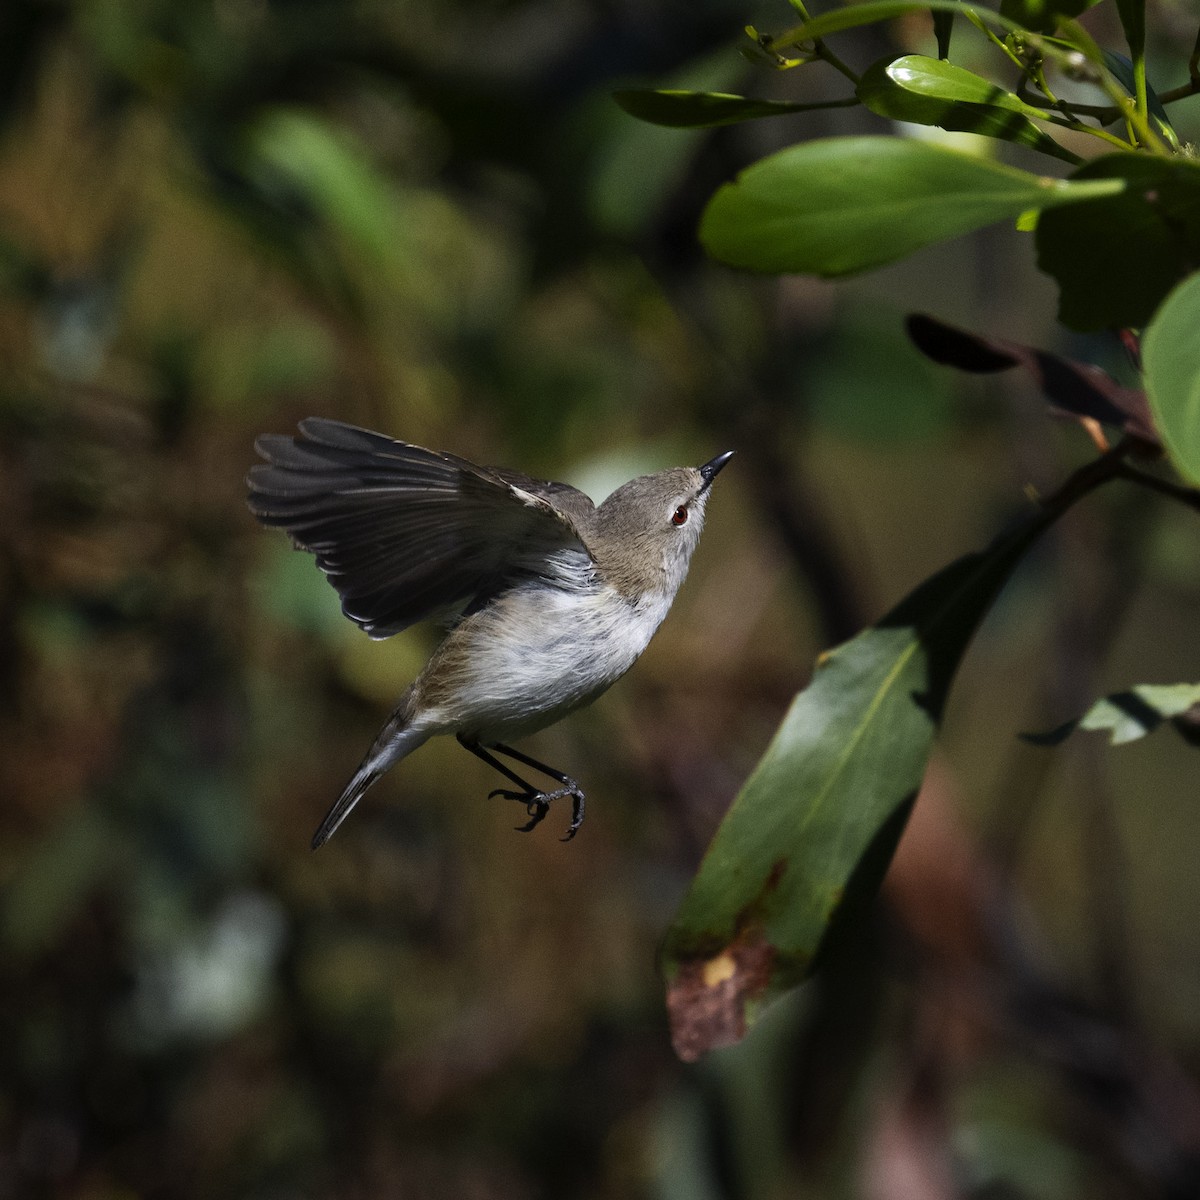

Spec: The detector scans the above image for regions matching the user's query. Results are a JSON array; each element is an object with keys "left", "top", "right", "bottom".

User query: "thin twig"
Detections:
[{"left": 1115, "top": 464, "right": 1200, "bottom": 513}]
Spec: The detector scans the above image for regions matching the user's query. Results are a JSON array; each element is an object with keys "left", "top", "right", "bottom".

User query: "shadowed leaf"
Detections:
[
  {"left": 907, "top": 313, "right": 1158, "bottom": 444},
  {"left": 613, "top": 89, "right": 846, "bottom": 129},
  {"left": 1103, "top": 51, "right": 1177, "bottom": 149},
  {"left": 999, "top": 0, "right": 1102, "bottom": 33},
  {"left": 1036, "top": 154, "right": 1200, "bottom": 332}
]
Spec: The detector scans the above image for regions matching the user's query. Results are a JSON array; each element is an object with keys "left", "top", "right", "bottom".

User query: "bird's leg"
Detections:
[
  {"left": 457, "top": 738, "right": 549, "bottom": 829},
  {"left": 491, "top": 743, "right": 586, "bottom": 841},
  {"left": 457, "top": 737, "right": 586, "bottom": 841}
]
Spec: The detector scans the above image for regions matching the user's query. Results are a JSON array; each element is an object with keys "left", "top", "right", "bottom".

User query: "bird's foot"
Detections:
[{"left": 488, "top": 783, "right": 586, "bottom": 840}]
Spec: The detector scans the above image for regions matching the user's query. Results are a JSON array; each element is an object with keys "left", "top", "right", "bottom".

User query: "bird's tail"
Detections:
[{"left": 311, "top": 707, "right": 431, "bottom": 849}]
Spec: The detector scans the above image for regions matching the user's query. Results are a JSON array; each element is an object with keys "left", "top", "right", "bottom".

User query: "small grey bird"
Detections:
[{"left": 247, "top": 419, "right": 732, "bottom": 846}]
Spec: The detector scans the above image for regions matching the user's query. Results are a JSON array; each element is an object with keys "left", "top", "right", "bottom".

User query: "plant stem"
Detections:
[
  {"left": 811, "top": 41, "right": 861, "bottom": 84},
  {"left": 1036, "top": 441, "right": 1138, "bottom": 520},
  {"left": 1115, "top": 464, "right": 1200, "bottom": 514}
]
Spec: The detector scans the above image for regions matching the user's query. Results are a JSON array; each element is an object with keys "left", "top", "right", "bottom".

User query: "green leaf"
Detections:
[
  {"left": 769, "top": 0, "right": 1027, "bottom": 44},
  {"left": 613, "top": 89, "right": 847, "bottom": 129},
  {"left": 1103, "top": 50, "right": 1177, "bottom": 149},
  {"left": 664, "top": 513, "right": 1055, "bottom": 1060},
  {"left": 1026, "top": 683, "right": 1200, "bottom": 746},
  {"left": 1143, "top": 271, "right": 1200, "bottom": 487},
  {"left": 857, "top": 55, "right": 1079, "bottom": 164},
  {"left": 699, "top": 137, "right": 1123, "bottom": 277},
  {"left": 1035, "top": 154, "right": 1200, "bottom": 332},
  {"left": 998, "top": 0, "right": 1101, "bottom": 34}
]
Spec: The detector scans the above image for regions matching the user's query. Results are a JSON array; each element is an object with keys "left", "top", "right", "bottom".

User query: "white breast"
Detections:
[{"left": 424, "top": 579, "right": 674, "bottom": 745}]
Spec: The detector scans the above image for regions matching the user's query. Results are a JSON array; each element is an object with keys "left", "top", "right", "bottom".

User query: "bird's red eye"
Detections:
[{"left": 671, "top": 505, "right": 689, "bottom": 526}]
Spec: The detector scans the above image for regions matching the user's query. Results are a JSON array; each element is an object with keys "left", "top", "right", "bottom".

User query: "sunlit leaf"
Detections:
[
  {"left": 858, "top": 55, "right": 1079, "bottom": 163},
  {"left": 1036, "top": 154, "right": 1200, "bottom": 332},
  {"left": 664, "top": 511, "right": 1056, "bottom": 1060},
  {"left": 613, "top": 89, "right": 846, "bottom": 129},
  {"left": 700, "top": 137, "right": 1123, "bottom": 277},
  {"left": 1143, "top": 271, "right": 1200, "bottom": 487},
  {"left": 1025, "top": 683, "right": 1200, "bottom": 746}
]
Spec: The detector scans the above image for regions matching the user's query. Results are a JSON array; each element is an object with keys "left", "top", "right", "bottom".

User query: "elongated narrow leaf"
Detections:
[
  {"left": 1143, "top": 271, "right": 1200, "bottom": 486},
  {"left": 664, "top": 512, "right": 1055, "bottom": 1061},
  {"left": 1036, "top": 154, "right": 1200, "bottom": 331},
  {"left": 1104, "top": 51, "right": 1177, "bottom": 148},
  {"left": 857, "top": 56, "right": 1079, "bottom": 164},
  {"left": 613, "top": 89, "right": 847, "bottom": 129},
  {"left": 1026, "top": 683, "right": 1200, "bottom": 746},
  {"left": 700, "top": 137, "right": 1123, "bottom": 277}
]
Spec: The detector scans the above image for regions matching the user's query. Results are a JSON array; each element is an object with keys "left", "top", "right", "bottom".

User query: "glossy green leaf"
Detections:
[
  {"left": 699, "top": 137, "right": 1123, "bottom": 277},
  {"left": 664, "top": 513, "right": 1055, "bottom": 1060},
  {"left": 858, "top": 55, "right": 1079, "bottom": 164},
  {"left": 1026, "top": 683, "right": 1200, "bottom": 745},
  {"left": 1035, "top": 154, "right": 1200, "bottom": 331},
  {"left": 613, "top": 89, "right": 847, "bottom": 129},
  {"left": 1143, "top": 271, "right": 1200, "bottom": 487}
]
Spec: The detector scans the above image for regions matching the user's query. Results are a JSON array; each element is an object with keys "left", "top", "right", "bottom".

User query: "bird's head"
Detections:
[{"left": 593, "top": 451, "right": 734, "bottom": 598}]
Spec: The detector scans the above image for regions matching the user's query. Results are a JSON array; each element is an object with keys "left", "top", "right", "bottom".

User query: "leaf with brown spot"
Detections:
[{"left": 663, "top": 509, "right": 1060, "bottom": 1058}]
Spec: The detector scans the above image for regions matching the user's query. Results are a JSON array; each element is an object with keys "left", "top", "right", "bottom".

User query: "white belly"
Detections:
[{"left": 417, "top": 581, "right": 672, "bottom": 744}]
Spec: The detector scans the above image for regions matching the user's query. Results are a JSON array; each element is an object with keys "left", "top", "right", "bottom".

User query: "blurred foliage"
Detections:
[{"left": 2, "top": 1, "right": 1200, "bottom": 1198}]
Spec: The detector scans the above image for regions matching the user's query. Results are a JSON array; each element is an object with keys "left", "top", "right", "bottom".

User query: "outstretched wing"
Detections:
[{"left": 247, "top": 418, "right": 595, "bottom": 638}]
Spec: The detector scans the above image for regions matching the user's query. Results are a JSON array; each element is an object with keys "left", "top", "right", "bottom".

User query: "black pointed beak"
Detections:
[{"left": 698, "top": 450, "right": 734, "bottom": 493}]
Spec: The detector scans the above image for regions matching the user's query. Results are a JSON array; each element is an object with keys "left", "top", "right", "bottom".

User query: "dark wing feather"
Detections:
[{"left": 247, "top": 418, "right": 595, "bottom": 638}]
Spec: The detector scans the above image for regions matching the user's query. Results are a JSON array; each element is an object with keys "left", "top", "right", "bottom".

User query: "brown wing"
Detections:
[{"left": 246, "top": 418, "right": 594, "bottom": 638}]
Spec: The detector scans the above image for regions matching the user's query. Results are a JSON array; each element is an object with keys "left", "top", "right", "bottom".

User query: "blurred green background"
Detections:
[{"left": 3, "top": 1, "right": 1200, "bottom": 1196}]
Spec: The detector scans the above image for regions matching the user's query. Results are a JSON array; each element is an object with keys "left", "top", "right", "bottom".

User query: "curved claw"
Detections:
[
  {"left": 485, "top": 781, "right": 585, "bottom": 840},
  {"left": 515, "top": 799, "right": 550, "bottom": 833},
  {"left": 559, "top": 791, "right": 586, "bottom": 842}
]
